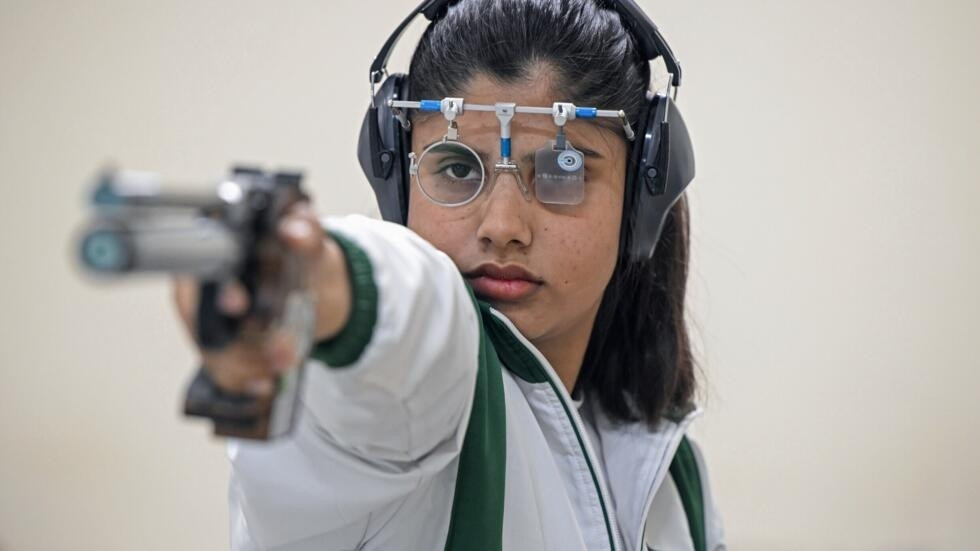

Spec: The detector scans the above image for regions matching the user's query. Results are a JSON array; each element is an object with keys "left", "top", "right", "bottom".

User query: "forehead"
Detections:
[
  {"left": 410, "top": 72, "right": 623, "bottom": 154},
  {"left": 459, "top": 71, "right": 562, "bottom": 112}
]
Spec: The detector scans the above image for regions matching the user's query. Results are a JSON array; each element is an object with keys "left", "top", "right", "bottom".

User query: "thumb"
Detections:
[{"left": 277, "top": 204, "right": 324, "bottom": 257}]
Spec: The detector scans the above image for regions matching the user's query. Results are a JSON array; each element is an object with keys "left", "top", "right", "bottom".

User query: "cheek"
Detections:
[
  {"left": 406, "top": 183, "right": 475, "bottom": 262},
  {"left": 543, "top": 194, "right": 622, "bottom": 294},
  {"left": 550, "top": 222, "right": 619, "bottom": 291}
]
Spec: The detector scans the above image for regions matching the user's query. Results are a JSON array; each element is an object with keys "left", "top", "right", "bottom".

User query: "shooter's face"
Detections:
[{"left": 406, "top": 70, "right": 628, "bottom": 352}]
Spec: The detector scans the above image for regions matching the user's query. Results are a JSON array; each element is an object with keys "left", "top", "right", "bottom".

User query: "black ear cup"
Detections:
[
  {"left": 627, "top": 92, "right": 695, "bottom": 260},
  {"left": 357, "top": 73, "right": 411, "bottom": 224}
]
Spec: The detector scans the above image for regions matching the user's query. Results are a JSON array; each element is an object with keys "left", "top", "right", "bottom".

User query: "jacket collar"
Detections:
[
  {"left": 590, "top": 401, "right": 702, "bottom": 551},
  {"left": 484, "top": 304, "right": 701, "bottom": 551}
]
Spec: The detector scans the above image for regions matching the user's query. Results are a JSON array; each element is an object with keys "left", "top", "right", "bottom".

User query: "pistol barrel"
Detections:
[{"left": 80, "top": 216, "right": 242, "bottom": 279}]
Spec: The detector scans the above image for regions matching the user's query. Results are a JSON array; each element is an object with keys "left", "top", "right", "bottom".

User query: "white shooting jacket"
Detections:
[{"left": 227, "top": 215, "right": 726, "bottom": 551}]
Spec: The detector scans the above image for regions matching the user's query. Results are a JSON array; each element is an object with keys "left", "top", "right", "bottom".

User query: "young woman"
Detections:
[{"left": 174, "top": 0, "right": 725, "bottom": 549}]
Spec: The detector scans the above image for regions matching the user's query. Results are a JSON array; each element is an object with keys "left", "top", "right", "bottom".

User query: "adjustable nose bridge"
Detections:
[
  {"left": 489, "top": 101, "right": 532, "bottom": 203},
  {"left": 477, "top": 164, "right": 533, "bottom": 249},
  {"left": 489, "top": 164, "right": 532, "bottom": 202}
]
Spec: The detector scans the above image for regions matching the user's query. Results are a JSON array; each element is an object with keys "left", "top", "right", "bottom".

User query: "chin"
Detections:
[{"left": 485, "top": 300, "right": 550, "bottom": 341}]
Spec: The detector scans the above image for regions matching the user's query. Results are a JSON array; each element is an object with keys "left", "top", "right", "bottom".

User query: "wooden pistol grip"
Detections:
[{"left": 183, "top": 367, "right": 273, "bottom": 440}]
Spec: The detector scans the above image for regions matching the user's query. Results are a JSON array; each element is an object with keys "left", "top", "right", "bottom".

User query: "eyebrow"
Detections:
[
  {"left": 520, "top": 145, "right": 602, "bottom": 164},
  {"left": 420, "top": 140, "right": 604, "bottom": 162}
]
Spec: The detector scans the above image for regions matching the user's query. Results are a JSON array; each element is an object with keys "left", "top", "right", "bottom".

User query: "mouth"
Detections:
[{"left": 463, "top": 263, "right": 544, "bottom": 303}]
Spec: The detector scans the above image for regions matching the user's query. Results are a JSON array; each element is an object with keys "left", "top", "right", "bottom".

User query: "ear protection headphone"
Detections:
[{"left": 356, "top": 0, "right": 695, "bottom": 260}]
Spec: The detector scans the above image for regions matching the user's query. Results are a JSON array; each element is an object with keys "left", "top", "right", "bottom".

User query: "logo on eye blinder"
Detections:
[{"left": 557, "top": 149, "right": 584, "bottom": 172}]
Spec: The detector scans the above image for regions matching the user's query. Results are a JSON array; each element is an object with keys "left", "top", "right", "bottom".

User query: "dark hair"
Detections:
[{"left": 407, "top": 0, "right": 697, "bottom": 427}]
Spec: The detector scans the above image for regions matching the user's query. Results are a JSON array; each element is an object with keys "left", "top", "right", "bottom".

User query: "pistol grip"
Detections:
[
  {"left": 183, "top": 362, "right": 305, "bottom": 440},
  {"left": 183, "top": 367, "right": 273, "bottom": 439},
  {"left": 196, "top": 281, "right": 242, "bottom": 349}
]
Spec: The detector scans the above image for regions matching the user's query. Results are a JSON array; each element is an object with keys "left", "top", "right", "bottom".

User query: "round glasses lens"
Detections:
[{"left": 415, "top": 141, "right": 485, "bottom": 206}]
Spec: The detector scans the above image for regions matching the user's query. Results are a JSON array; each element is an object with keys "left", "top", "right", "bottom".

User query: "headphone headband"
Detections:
[
  {"left": 368, "top": 0, "right": 449, "bottom": 88},
  {"left": 609, "top": 0, "right": 682, "bottom": 84},
  {"left": 368, "top": 0, "right": 682, "bottom": 94}
]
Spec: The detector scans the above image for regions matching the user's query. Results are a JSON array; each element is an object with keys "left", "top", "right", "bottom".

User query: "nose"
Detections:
[{"left": 475, "top": 169, "right": 533, "bottom": 251}]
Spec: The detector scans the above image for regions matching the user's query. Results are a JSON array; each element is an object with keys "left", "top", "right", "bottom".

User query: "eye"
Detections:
[{"left": 437, "top": 160, "right": 480, "bottom": 181}]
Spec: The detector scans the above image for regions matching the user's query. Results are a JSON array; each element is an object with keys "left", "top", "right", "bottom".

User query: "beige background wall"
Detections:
[{"left": 1, "top": 1, "right": 977, "bottom": 549}]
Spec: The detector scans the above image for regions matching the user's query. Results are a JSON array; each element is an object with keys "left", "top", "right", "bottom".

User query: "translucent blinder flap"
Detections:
[
  {"left": 534, "top": 140, "right": 585, "bottom": 205},
  {"left": 414, "top": 140, "right": 486, "bottom": 206}
]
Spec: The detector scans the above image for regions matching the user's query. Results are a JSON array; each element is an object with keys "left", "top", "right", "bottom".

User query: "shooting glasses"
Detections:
[{"left": 389, "top": 98, "right": 635, "bottom": 207}]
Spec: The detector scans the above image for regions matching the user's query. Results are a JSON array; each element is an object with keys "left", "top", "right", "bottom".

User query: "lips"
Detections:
[{"left": 464, "top": 263, "right": 543, "bottom": 302}]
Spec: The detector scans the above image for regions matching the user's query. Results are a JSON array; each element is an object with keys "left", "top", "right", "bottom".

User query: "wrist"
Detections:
[
  {"left": 313, "top": 234, "right": 352, "bottom": 341},
  {"left": 309, "top": 229, "right": 379, "bottom": 368}
]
